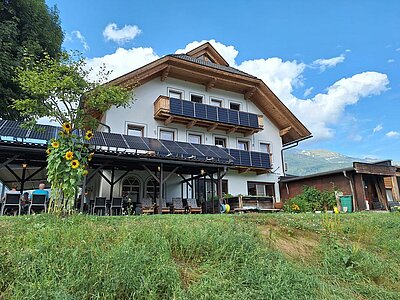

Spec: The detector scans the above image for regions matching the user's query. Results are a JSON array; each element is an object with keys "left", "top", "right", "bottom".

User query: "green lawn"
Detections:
[{"left": 0, "top": 213, "right": 399, "bottom": 299}]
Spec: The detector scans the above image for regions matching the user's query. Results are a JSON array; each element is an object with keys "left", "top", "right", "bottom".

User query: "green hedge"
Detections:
[{"left": 284, "top": 186, "right": 337, "bottom": 212}]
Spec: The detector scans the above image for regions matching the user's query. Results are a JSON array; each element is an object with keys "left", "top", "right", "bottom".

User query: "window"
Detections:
[
  {"left": 188, "top": 133, "right": 202, "bottom": 144},
  {"left": 145, "top": 178, "right": 159, "bottom": 201},
  {"left": 210, "top": 98, "right": 222, "bottom": 107},
  {"left": 127, "top": 124, "right": 144, "bottom": 137},
  {"left": 160, "top": 129, "right": 174, "bottom": 141},
  {"left": 237, "top": 140, "right": 249, "bottom": 151},
  {"left": 122, "top": 176, "right": 140, "bottom": 201},
  {"left": 260, "top": 142, "right": 272, "bottom": 162},
  {"left": 230, "top": 102, "right": 240, "bottom": 111},
  {"left": 215, "top": 137, "right": 226, "bottom": 148},
  {"left": 247, "top": 182, "right": 275, "bottom": 197},
  {"left": 169, "top": 90, "right": 182, "bottom": 99},
  {"left": 190, "top": 94, "right": 203, "bottom": 103}
]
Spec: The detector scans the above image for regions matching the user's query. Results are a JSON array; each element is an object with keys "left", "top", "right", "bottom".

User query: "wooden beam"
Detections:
[
  {"left": 162, "top": 167, "right": 180, "bottom": 184},
  {"left": 256, "top": 170, "right": 269, "bottom": 175},
  {"left": 142, "top": 164, "right": 160, "bottom": 183},
  {"left": 164, "top": 116, "right": 174, "bottom": 125},
  {"left": 244, "top": 87, "right": 257, "bottom": 100},
  {"left": 186, "top": 120, "right": 197, "bottom": 129},
  {"left": 207, "top": 123, "right": 218, "bottom": 131},
  {"left": 160, "top": 65, "right": 170, "bottom": 81},
  {"left": 279, "top": 126, "right": 292, "bottom": 137},
  {"left": 226, "top": 126, "right": 238, "bottom": 134},
  {"left": 238, "top": 168, "right": 251, "bottom": 174},
  {"left": 244, "top": 130, "right": 255, "bottom": 137},
  {"left": 205, "top": 78, "right": 216, "bottom": 91},
  {"left": 0, "top": 155, "right": 19, "bottom": 170}
]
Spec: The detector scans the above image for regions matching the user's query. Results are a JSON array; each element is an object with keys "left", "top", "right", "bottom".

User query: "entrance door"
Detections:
[{"left": 122, "top": 176, "right": 140, "bottom": 202}]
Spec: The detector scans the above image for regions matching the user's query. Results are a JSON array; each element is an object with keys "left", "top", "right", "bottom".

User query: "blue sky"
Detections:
[{"left": 47, "top": 0, "right": 400, "bottom": 160}]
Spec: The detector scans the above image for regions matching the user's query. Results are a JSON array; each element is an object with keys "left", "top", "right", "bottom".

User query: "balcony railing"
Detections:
[{"left": 154, "top": 96, "right": 264, "bottom": 135}]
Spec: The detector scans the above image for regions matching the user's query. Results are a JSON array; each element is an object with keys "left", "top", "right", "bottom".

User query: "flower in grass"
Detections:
[
  {"left": 65, "top": 151, "right": 74, "bottom": 160},
  {"left": 291, "top": 203, "right": 300, "bottom": 211},
  {"left": 51, "top": 141, "right": 59, "bottom": 148},
  {"left": 71, "top": 160, "right": 80, "bottom": 169},
  {"left": 85, "top": 130, "right": 93, "bottom": 140},
  {"left": 62, "top": 122, "right": 72, "bottom": 133}
]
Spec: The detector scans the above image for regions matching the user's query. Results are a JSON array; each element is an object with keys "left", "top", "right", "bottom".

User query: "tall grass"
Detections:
[{"left": 0, "top": 213, "right": 399, "bottom": 299}]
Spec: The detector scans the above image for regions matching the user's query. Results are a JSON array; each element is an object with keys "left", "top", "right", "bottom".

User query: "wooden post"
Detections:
[
  {"left": 109, "top": 167, "right": 115, "bottom": 203},
  {"left": 158, "top": 164, "right": 163, "bottom": 214},
  {"left": 391, "top": 176, "right": 400, "bottom": 201},
  {"left": 20, "top": 166, "right": 27, "bottom": 195},
  {"left": 210, "top": 173, "right": 215, "bottom": 214},
  {"left": 80, "top": 174, "right": 87, "bottom": 213}
]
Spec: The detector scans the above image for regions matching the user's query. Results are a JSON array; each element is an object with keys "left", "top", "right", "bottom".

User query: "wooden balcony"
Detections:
[{"left": 154, "top": 96, "right": 264, "bottom": 135}]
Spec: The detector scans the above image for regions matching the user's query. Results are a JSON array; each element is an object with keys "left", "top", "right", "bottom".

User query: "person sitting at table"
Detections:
[
  {"left": 21, "top": 192, "right": 30, "bottom": 214},
  {"left": 30, "top": 182, "right": 49, "bottom": 202}
]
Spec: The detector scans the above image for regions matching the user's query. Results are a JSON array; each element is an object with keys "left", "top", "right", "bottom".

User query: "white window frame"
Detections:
[
  {"left": 229, "top": 101, "right": 241, "bottom": 111},
  {"left": 167, "top": 87, "right": 185, "bottom": 99},
  {"left": 237, "top": 138, "right": 251, "bottom": 151},
  {"left": 214, "top": 136, "right": 227, "bottom": 148},
  {"left": 259, "top": 141, "right": 273, "bottom": 164},
  {"left": 189, "top": 92, "right": 204, "bottom": 104},
  {"left": 187, "top": 131, "right": 204, "bottom": 144},
  {"left": 209, "top": 97, "right": 224, "bottom": 107},
  {"left": 125, "top": 122, "right": 147, "bottom": 137},
  {"left": 159, "top": 127, "right": 177, "bottom": 141}
]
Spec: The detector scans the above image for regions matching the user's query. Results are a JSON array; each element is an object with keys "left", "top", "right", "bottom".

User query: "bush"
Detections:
[{"left": 284, "top": 186, "right": 337, "bottom": 213}]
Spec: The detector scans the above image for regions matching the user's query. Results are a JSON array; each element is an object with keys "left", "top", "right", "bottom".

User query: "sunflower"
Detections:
[
  {"left": 82, "top": 169, "right": 89, "bottom": 176},
  {"left": 65, "top": 151, "right": 74, "bottom": 160},
  {"left": 88, "top": 152, "right": 94, "bottom": 161},
  {"left": 46, "top": 148, "right": 51, "bottom": 155},
  {"left": 71, "top": 159, "right": 80, "bottom": 169},
  {"left": 85, "top": 130, "right": 93, "bottom": 140},
  {"left": 51, "top": 141, "right": 59, "bottom": 148},
  {"left": 62, "top": 122, "right": 72, "bottom": 133}
]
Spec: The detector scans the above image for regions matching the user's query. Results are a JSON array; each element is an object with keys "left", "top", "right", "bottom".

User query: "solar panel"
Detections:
[
  {"left": 170, "top": 98, "right": 183, "bottom": 115},
  {"left": 228, "top": 110, "right": 239, "bottom": 125},
  {"left": 161, "top": 140, "right": 187, "bottom": 156},
  {"left": 250, "top": 152, "right": 262, "bottom": 168},
  {"left": 260, "top": 152, "right": 271, "bottom": 168},
  {"left": 218, "top": 107, "right": 228, "bottom": 123},
  {"left": 249, "top": 114, "right": 259, "bottom": 128},
  {"left": 193, "top": 144, "right": 220, "bottom": 158},
  {"left": 0, "top": 121, "right": 29, "bottom": 138},
  {"left": 206, "top": 105, "right": 218, "bottom": 121},
  {"left": 102, "top": 132, "right": 129, "bottom": 148},
  {"left": 182, "top": 100, "right": 195, "bottom": 117},
  {"left": 28, "top": 125, "right": 58, "bottom": 140},
  {"left": 239, "top": 112, "right": 250, "bottom": 127},
  {"left": 124, "top": 135, "right": 151, "bottom": 151},
  {"left": 208, "top": 146, "right": 234, "bottom": 161},
  {"left": 142, "top": 138, "right": 168, "bottom": 153},
  {"left": 89, "top": 132, "right": 107, "bottom": 146},
  {"left": 228, "top": 149, "right": 241, "bottom": 165},
  {"left": 194, "top": 103, "right": 207, "bottom": 120},
  {"left": 0, "top": 120, "right": 6, "bottom": 129},
  {"left": 239, "top": 151, "right": 251, "bottom": 166},
  {"left": 175, "top": 142, "right": 204, "bottom": 158}
]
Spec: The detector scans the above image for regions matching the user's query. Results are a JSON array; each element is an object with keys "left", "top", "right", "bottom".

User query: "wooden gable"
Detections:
[{"left": 186, "top": 42, "right": 229, "bottom": 66}]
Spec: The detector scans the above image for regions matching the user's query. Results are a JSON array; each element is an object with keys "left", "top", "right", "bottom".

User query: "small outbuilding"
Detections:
[{"left": 279, "top": 161, "right": 400, "bottom": 211}]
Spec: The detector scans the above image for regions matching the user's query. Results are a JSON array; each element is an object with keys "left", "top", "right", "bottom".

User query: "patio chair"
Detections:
[
  {"left": 141, "top": 198, "right": 155, "bottom": 214},
  {"left": 28, "top": 194, "right": 47, "bottom": 214},
  {"left": 93, "top": 197, "right": 107, "bottom": 216},
  {"left": 0, "top": 193, "right": 21, "bottom": 216},
  {"left": 187, "top": 198, "right": 202, "bottom": 214},
  {"left": 110, "top": 197, "right": 123, "bottom": 216},
  {"left": 156, "top": 198, "right": 171, "bottom": 214},
  {"left": 171, "top": 197, "right": 187, "bottom": 214}
]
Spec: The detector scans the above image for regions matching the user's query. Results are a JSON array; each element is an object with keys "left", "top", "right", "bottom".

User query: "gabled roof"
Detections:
[
  {"left": 185, "top": 42, "right": 230, "bottom": 66},
  {"left": 108, "top": 43, "right": 312, "bottom": 145}
]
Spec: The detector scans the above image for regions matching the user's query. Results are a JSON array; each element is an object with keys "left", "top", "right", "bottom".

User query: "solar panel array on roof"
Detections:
[
  {"left": 222, "top": 148, "right": 271, "bottom": 169},
  {"left": 167, "top": 98, "right": 259, "bottom": 129}
]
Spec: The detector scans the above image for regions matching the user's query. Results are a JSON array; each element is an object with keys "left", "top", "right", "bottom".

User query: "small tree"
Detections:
[{"left": 12, "top": 52, "right": 132, "bottom": 213}]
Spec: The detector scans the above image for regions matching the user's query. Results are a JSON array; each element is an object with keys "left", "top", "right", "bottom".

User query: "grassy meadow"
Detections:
[{"left": 0, "top": 212, "right": 399, "bottom": 299}]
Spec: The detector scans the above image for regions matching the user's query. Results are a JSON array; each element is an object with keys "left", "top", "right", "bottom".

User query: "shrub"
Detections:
[{"left": 284, "top": 186, "right": 337, "bottom": 213}]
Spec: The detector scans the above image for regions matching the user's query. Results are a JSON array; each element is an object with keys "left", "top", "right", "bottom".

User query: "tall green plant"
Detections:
[{"left": 12, "top": 52, "right": 132, "bottom": 213}]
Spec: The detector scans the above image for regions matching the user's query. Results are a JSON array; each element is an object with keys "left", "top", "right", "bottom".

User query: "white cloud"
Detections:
[
  {"left": 387, "top": 59, "right": 395, "bottom": 63},
  {"left": 386, "top": 131, "right": 400, "bottom": 138},
  {"left": 303, "top": 87, "right": 314, "bottom": 97},
  {"left": 373, "top": 124, "right": 383, "bottom": 133},
  {"left": 86, "top": 47, "right": 159, "bottom": 82},
  {"left": 175, "top": 39, "right": 238, "bottom": 66},
  {"left": 349, "top": 133, "right": 363, "bottom": 142},
  {"left": 84, "top": 39, "right": 389, "bottom": 140},
  {"left": 345, "top": 49, "right": 351, "bottom": 53},
  {"left": 103, "top": 23, "right": 141, "bottom": 44},
  {"left": 66, "top": 30, "right": 89, "bottom": 51},
  {"left": 311, "top": 54, "right": 345, "bottom": 72}
]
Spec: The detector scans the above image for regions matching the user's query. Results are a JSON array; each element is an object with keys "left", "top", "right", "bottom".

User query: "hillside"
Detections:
[
  {"left": 284, "top": 149, "right": 375, "bottom": 176},
  {"left": 1, "top": 214, "right": 400, "bottom": 299}
]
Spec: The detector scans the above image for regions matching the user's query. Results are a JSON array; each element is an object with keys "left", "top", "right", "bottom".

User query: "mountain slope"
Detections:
[{"left": 284, "top": 149, "right": 374, "bottom": 176}]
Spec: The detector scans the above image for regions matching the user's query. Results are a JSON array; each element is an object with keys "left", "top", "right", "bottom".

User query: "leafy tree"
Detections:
[
  {"left": 0, "top": 0, "right": 63, "bottom": 120},
  {"left": 13, "top": 51, "right": 132, "bottom": 213}
]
